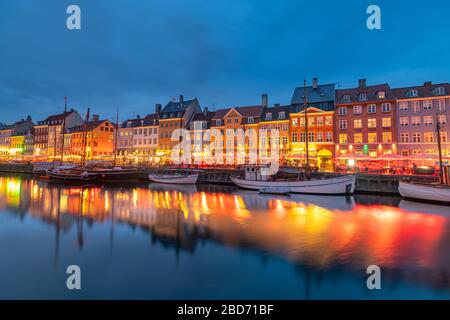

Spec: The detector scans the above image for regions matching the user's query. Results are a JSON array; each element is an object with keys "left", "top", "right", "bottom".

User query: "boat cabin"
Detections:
[{"left": 244, "top": 166, "right": 269, "bottom": 181}]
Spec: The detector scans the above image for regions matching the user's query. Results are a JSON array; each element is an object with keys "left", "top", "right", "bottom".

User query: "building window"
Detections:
[
  {"left": 353, "top": 105, "right": 362, "bottom": 114},
  {"left": 411, "top": 116, "right": 421, "bottom": 126},
  {"left": 400, "top": 117, "right": 409, "bottom": 126},
  {"left": 423, "top": 100, "right": 433, "bottom": 110},
  {"left": 358, "top": 93, "right": 368, "bottom": 101},
  {"left": 300, "top": 132, "right": 306, "bottom": 142},
  {"left": 342, "top": 94, "right": 351, "bottom": 103},
  {"left": 326, "top": 132, "right": 333, "bottom": 142},
  {"left": 377, "top": 91, "right": 386, "bottom": 99},
  {"left": 408, "top": 89, "right": 418, "bottom": 98},
  {"left": 412, "top": 133, "right": 421, "bottom": 143},
  {"left": 435, "top": 87, "right": 445, "bottom": 95},
  {"left": 354, "top": 119, "right": 362, "bottom": 129},
  {"left": 381, "top": 103, "right": 392, "bottom": 112},
  {"left": 265, "top": 113, "right": 272, "bottom": 121},
  {"left": 368, "top": 133, "right": 377, "bottom": 143},
  {"left": 382, "top": 117, "right": 392, "bottom": 128},
  {"left": 411, "top": 102, "right": 421, "bottom": 113},
  {"left": 248, "top": 117, "right": 254, "bottom": 124},
  {"left": 440, "top": 132, "right": 448, "bottom": 143},
  {"left": 354, "top": 133, "right": 363, "bottom": 144},
  {"left": 338, "top": 107, "right": 347, "bottom": 116},
  {"left": 424, "top": 132, "right": 434, "bottom": 143},
  {"left": 368, "top": 118, "right": 377, "bottom": 128},
  {"left": 308, "top": 117, "right": 315, "bottom": 126},
  {"left": 437, "top": 100, "right": 446, "bottom": 112},
  {"left": 316, "top": 117, "right": 324, "bottom": 126},
  {"left": 423, "top": 116, "right": 433, "bottom": 126},
  {"left": 316, "top": 132, "right": 324, "bottom": 142},
  {"left": 279, "top": 112, "right": 285, "bottom": 120},
  {"left": 308, "top": 132, "right": 314, "bottom": 142},
  {"left": 339, "top": 134, "right": 347, "bottom": 144},
  {"left": 339, "top": 120, "right": 347, "bottom": 130},
  {"left": 382, "top": 132, "right": 392, "bottom": 143},
  {"left": 326, "top": 116, "right": 333, "bottom": 126},
  {"left": 291, "top": 118, "right": 298, "bottom": 126},
  {"left": 367, "top": 104, "right": 376, "bottom": 113},
  {"left": 437, "top": 115, "right": 447, "bottom": 125},
  {"left": 234, "top": 118, "right": 239, "bottom": 123},
  {"left": 399, "top": 102, "right": 408, "bottom": 111},
  {"left": 400, "top": 133, "right": 409, "bottom": 143}
]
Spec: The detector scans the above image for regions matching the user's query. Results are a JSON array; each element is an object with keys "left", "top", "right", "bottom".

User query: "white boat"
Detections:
[
  {"left": 149, "top": 173, "right": 199, "bottom": 185},
  {"left": 230, "top": 166, "right": 355, "bottom": 195},
  {"left": 399, "top": 181, "right": 450, "bottom": 205},
  {"left": 259, "top": 186, "right": 290, "bottom": 195}
]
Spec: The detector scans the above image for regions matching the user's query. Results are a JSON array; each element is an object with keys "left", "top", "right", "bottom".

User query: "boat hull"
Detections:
[
  {"left": 399, "top": 181, "right": 450, "bottom": 205},
  {"left": 88, "top": 169, "right": 140, "bottom": 182},
  {"left": 230, "top": 175, "right": 356, "bottom": 195},
  {"left": 149, "top": 173, "right": 199, "bottom": 185},
  {"left": 46, "top": 170, "right": 99, "bottom": 183}
]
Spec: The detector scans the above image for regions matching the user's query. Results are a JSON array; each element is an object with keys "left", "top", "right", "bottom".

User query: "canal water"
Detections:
[{"left": 0, "top": 174, "right": 450, "bottom": 299}]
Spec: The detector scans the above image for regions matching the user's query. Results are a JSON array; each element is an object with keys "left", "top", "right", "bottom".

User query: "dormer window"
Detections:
[
  {"left": 407, "top": 89, "right": 418, "bottom": 98},
  {"left": 265, "top": 113, "right": 272, "bottom": 121},
  {"left": 358, "top": 93, "right": 368, "bottom": 101},
  {"left": 376, "top": 91, "right": 386, "bottom": 99},
  {"left": 279, "top": 112, "right": 285, "bottom": 120},
  {"left": 248, "top": 117, "right": 254, "bottom": 124},
  {"left": 435, "top": 87, "right": 445, "bottom": 95},
  {"left": 215, "top": 119, "right": 222, "bottom": 126},
  {"left": 342, "top": 94, "right": 351, "bottom": 103}
]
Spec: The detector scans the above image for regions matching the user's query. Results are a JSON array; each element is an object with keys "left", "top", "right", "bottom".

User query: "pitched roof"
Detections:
[
  {"left": 291, "top": 83, "right": 335, "bottom": 105},
  {"left": 213, "top": 106, "right": 263, "bottom": 119},
  {"left": 162, "top": 98, "right": 197, "bottom": 113},
  {"left": 192, "top": 111, "right": 215, "bottom": 122},
  {"left": 261, "top": 105, "right": 290, "bottom": 122},
  {"left": 336, "top": 83, "right": 394, "bottom": 104},
  {"left": 42, "top": 110, "right": 76, "bottom": 124},
  {"left": 392, "top": 82, "right": 450, "bottom": 99},
  {"left": 66, "top": 120, "right": 110, "bottom": 133}
]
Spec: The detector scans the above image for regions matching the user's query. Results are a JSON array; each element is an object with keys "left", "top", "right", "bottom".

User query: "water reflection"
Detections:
[{"left": 1, "top": 175, "right": 450, "bottom": 298}]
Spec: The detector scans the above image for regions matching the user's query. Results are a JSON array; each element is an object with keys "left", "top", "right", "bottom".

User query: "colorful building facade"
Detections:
[
  {"left": 394, "top": 82, "right": 450, "bottom": 160},
  {"left": 335, "top": 80, "right": 397, "bottom": 162}
]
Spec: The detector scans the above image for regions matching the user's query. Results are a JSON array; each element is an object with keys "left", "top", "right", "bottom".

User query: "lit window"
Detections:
[
  {"left": 382, "top": 132, "right": 392, "bottom": 143},
  {"left": 368, "top": 118, "right": 377, "bottom": 128},
  {"left": 382, "top": 117, "right": 392, "bottom": 127},
  {"left": 354, "top": 119, "right": 362, "bottom": 129},
  {"left": 354, "top": 133, "right": 363, "bottom": 144},
  {"left": 440, "top": 132, "right": 448, "bottom": 143},
  {"left": 291, "top": 118, "right": 298, "bottom": 126},
  {"left": 424, "top": 132, "right": 434, "bottom": 143},
  {"left": 339, "top": 134, "right": 347, "bottom": 144},
  {"left": 368, "top": 133, "right": 377, "bottom": 143},
  {"left": 377, "top": 91, "right": 386, "bottom": 99}
]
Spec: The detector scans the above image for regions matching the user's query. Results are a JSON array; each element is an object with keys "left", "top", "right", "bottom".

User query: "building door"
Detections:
[{"left": 317, "top": 149, "right": 333, "bottom": 172}]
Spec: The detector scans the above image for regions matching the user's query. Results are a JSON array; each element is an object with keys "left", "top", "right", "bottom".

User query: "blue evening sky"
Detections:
[{"left": 0, "top": 0, "right": 449, "bottom": 123}]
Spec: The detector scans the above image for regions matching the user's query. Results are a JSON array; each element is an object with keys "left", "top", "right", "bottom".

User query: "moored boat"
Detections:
[
  {"left": 399, "top": 181, "right": 450, "bottom": 205},
  {"left": 46, "top": 167, "right": 99, "bottom": 183},
  {"left": 149, "top": 172, "right": 199, "bottom": 185},
  {"left": 86, "top": 166, "right": 140, "bottom": 182},
  {"left": 231, "top": 175, "right": 355, "bottom": 195}
]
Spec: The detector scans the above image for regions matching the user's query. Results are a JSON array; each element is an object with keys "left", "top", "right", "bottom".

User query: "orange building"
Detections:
[
  {"left": 289, "top": 107, "right": 335, "bottom": 171},
  {"left": 67, "top": 117, "right": 115, "bottom": 161}
]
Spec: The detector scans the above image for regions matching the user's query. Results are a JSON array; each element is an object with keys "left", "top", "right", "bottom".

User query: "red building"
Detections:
[{"left": 335, "top": 79, "right": 397, "bottom": 162}]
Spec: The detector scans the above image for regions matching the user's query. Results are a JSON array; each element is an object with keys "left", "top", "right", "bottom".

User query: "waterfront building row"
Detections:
[{"left": 0, "top": 78, "right": 449, "bottom": 168}]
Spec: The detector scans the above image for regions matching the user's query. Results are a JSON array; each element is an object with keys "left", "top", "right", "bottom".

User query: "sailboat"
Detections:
[
  {"left": 399, "top": 112, "right": 450, "bottom": 204},
  {"left": 230, "top": 80, "right": 356, "bottom": 195}
]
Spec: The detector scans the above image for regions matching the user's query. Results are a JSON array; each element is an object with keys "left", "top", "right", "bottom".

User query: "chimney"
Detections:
[
  {"left": 261, "top": 94, "right": 268, "bottom": 108},
  {"left": 358, "top": 79, "right": 367, "bottom": 88},
  {"left": 92, "top": 114, "right": 99, "bottom": 121},
  {"left": 312, "top": 77, "right": 318, "bottom": 89},
  {"left": 179, "top": 95, "right": 184, "bottom": 104},
  {"left": 424, "top": 81, "right": 432, "bottom": 86},
  {"left": 155, "top": 103, "right": 162, "bottom": 114},
  {"left": 136, "top": 114, "right": 141, "bottom": 119},
  {"left": 203, "top": 107, "right": 208, "bottom": 115}
]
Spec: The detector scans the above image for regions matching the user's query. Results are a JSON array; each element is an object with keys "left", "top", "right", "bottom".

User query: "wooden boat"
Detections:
[
  {"left": 399, "top": 181, "right": 450, "bottom": 205},
  {"left": 46, "top": 167, "right": 99, "bottom": 183},
  {"left": 232, "top": 175, "right": 355, "bottom": 195},
  {"left": 86, "top": 166, "right": 140, "bottom": 181},
  {"left": 149, "top": 172, "right": 199, "bottom": 185},
  {"left": 231, "top": 166, "right": 355, "bottom": 195}
]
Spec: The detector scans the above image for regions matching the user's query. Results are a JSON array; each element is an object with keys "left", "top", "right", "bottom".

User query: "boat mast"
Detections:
[
  {"left": 303, "top": 80, "right": 311, "bottom": 180},
  {"left": 113, "top": 108, "right": 119, "bottom": 166},
  {"left": 436, "top": 113, "right": 444, "bottom": 183},
  {"left": 179, "top": 99, "right": 183, "bottom": 170},
  {"left": 60, "top": 96, "right": 67, "bottom": 165},
  {"left": 82, "top": 108, "right": 90, "bottom": 166}
]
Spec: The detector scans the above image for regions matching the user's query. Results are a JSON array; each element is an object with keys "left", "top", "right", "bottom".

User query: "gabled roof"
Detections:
[
  {"left": 291, "top": 83, "right": 335, "bottom": 105},
  {"left": 162, "top": 98, "right": 198, "bottom": 113},
  {"left": 392, "top": 82, "right": 450, "bottom": 99},
  {"left": 213, "top": 106, "right": 263, "bottom": 119},
  {"left": 120, "top": 113, "right": 159, "bottom": 128},
  {"left": 41, "top": 110, "right": 77, "bottom": 124},
  {"left": 336, "top": 83, "right": 394, "bottom": 104},
  {"left": 66, "top": 120, "right": 110, "bottom": 133},
  {"left": 192, "top": 111, "right": 215, "bottom": 122}
]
